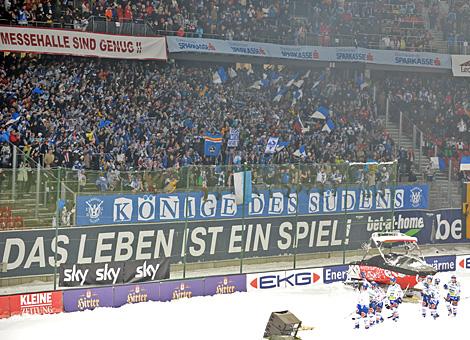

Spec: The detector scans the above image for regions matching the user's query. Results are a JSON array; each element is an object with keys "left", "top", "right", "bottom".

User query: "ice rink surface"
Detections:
[{"left": 1, "top": 271, "right": 468, "bottom": 340}]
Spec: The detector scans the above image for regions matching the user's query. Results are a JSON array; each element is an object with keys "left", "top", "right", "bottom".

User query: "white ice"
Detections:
[{"left": 1, "top": 271, "right": 468, "bottom": 340}]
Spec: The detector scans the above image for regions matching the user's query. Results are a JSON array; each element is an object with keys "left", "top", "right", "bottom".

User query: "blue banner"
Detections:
[
  {"left": 424, "top": 255, "right": 456, "bottom": 272},
  {"left": 390, "top": 208, "right": 466, "bottom": 244},
  {"left": 323, "top": 265, "right": 349, "bottom": 284},
  {"left": 204, "top": 132, "right": 222, "bottom": 157},
  {"left": 76, "top": 184, "right": 429, "bottom": 226}
]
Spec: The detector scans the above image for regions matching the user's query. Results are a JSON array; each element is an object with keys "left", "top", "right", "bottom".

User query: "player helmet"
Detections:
[
  {"left": 451, "top": 275, "right": 457, "bottom": 282},
  {"left": 362, "top": 283, "right": 369, "bottom": 289},
  {"left": 390, "top": 277, "right": 397, "bottom": 283},
  {"left": 371, "top": 281, "right": 378, "bottom": 287}
]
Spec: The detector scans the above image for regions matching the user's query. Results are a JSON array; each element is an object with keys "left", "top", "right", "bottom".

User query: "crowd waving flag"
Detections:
[
  {"left": 293, "top": 145, "right": 307, "bottom": 158},
  {"left": 212, "top": 67, "right": 228, "bottom": 84},
  {"left": 311, "top": 106, "right": 330, "bottom": 119},
  {"left": 322, "top": 118, "right": 335, "bottom": 133},
  {"left": 265, "top": 137, "right": 279, "bottom": 154},
  {"left": 204, "top": 132, "right": 223, "bottom": 156}
]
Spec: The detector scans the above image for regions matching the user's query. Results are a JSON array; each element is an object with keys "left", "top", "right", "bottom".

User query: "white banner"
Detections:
[
  {"left": 265, "top": 137, "right": 279, "bottom": 154},
  {"left": 228, "top": 127, "right": 239, "bottom": 148},
  {"left": 451, "top": 55, "right": 470, "bottom": 77},
  {"left": 0, "top": 26, "right": 167, "bottom": 60},
  {"left": 167, "top": 36, "right": 452, "bottom": 69},
  {"left": 456, "top": 255, "right": 470, "bottom": 271}
]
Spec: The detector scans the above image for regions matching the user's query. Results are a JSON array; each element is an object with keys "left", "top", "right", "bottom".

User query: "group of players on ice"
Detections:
[{"left": 353, "top": 274, "right": 462, "bottom": 329}]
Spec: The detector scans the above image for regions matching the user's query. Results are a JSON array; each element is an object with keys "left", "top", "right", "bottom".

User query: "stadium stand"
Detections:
[
  {"left": 383, "top": 74, "right": 470, "bottom": 177},
  {"left": 0, "top": 0, "right": 468, "bottom": 53},
  {"left": 431, "top": 0, "right": 470, "bottom": 53},
  {"left": 0, "top": 54, "right": 391, "bottom": 172}
]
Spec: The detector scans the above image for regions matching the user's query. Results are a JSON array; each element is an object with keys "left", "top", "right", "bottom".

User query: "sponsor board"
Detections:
[
  {"left": 0, "top": 296, "right": 10, "bottom": 319},
  {"left": 368, "top": 209, "right": 466, "bottom": 244},
  {"left": 456, "top": 255, "right": 470, "bottom": 272},
  {"left": 204, "top": 275, "right": 246, "bottom": 295},
  {"left": 323, "top": 265, "right": 349, "bottom": 284},
  {"left": 76, "top": 184, "right": 429, "bottom": 226},
  {"left": 1, "top": 208, "right": 464, "bottom": 278},
  {"left": 451, "top": 55, "right": 470, "bottom": 77},
  {"left": 113, "top": 283, "right": 159, "bottom": 307},
  {"left": 0, "top": 26, "right": 167, "bottom": 60},
  {"left": 59, "top": 259, "right": 170, "bottom": 287},
  {"left": 9, "top": 291, "right": 62, "bottom": 316},
  {"left": 63, "top": 287, "right": 113, "bottom": 312},
  {"left": 159, "top": 279, "right": 204, "bottom": 301},
  {"left": 424, "top": 255, "right": 456, "bottom": 272},
  {"left": 167, "top": 37, "right": 451, "bottom": 69},
  {"left": 356, "top": 265, "right": 418, "bottom": 288},
  {"left": 247, "top": 269, "right": 321, "bottom": 291}
]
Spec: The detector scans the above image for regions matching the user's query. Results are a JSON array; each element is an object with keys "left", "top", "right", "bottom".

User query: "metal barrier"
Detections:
[
  {"left": 1, "top": 18, "right": 467, "bottom": 54},
  {"left": 0, "top": 142, "right": 75, "bottom": 230},
  {"left": 0, "top": 155, "right": 401, "bottom": 230}
]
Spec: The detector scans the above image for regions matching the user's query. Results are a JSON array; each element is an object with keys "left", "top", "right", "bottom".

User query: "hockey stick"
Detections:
[{"left": 344, "top": 311, "right": 356, "bottom": 319}]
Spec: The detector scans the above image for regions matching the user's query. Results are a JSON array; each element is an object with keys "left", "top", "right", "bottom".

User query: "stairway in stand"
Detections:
[{"left": 381, "top": 117, "right": 462, "bottom": 209}]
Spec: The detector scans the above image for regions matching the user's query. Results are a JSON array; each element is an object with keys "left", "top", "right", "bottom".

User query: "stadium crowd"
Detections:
[
  {"left": 0, "top": 53, "right": 399, "bottom": 190},
  {"left": 384, "top": 75, "right": 470, "bottom": 175},
  {"left": 1, "top": 52, "right": 469, "bottom": 191},
  {"left": 428, "top": 0, "right": 470, "bottom": 53},
  {"left": 1, "top": 0, "right": 463, "bottom": 52}
]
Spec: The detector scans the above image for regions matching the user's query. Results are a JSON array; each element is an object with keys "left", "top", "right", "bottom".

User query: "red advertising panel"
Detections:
[
  {"left": 0, "top": 296, "right": 10, "bottom": 319},
  {"left": 9, "top": 291, "right": 63, "bottom": 316}
]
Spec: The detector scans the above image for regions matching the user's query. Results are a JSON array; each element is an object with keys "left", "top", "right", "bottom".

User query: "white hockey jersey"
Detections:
[{"left": 386, "top": 283, "right": 403, "bottom": 302}]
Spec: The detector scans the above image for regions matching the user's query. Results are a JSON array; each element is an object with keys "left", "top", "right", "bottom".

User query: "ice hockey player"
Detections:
[
  {"left": 369, "top": 281, "right": 386, "bottom": 325},
  {"left": 421, "top": 275, "right": 433, "bottom": 318},
  {"left": 354, "top": 282, "right": 371, "bottom": 329},
  {"left": 443, "top": 274, "right": 461, "bottom": 317},
  {"left": 428, "top": 277, "right": 441, "bottom": 320},
  {"left": 386, "top": 277, "right": 403, "bottom": 322}
]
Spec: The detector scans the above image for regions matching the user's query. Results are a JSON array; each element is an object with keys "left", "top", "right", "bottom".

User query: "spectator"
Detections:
[{"left": 0, "top": 0, "right": 444, "bottom": 52}]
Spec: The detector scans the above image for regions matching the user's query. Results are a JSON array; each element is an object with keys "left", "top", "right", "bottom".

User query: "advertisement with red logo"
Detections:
[
  {"left": 358, "top": 265, "right": 419, "bottom": 289},
  {"left": 0, "top": 296, "right": 10, "bottom": 319},
  {"left": 456, "top": 255, "right": 470, "bottom": 272},
  {"left": 9, "top": 291, "right": 63, "bottom": 316},
  {"left": 247, "top": 269, "right": 322, "bottom": 291}
]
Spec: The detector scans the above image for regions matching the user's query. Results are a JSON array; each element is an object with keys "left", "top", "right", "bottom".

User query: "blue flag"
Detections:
[
  {"left": 322, "top": 118, "right": 335, "bottom": 133},
  {"left": 213, "top": 67, "right": 228, "bottom": 84},
  {"left": 204, "top": 132, "right": 223, "bottom": 156},
  {"left": 98, "top": 119, "right": 112, "bottom": 129},
  {"left": 311, "top": 106, "right": 329, "bottom": 119}
]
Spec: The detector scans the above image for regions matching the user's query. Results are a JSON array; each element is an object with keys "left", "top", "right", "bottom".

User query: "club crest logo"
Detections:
[
  {"left": 410, "top": 187, "right": 423, "bottom": 208},
  {"left": 85, "top": 198, "right": 104, "bottom": 222}
]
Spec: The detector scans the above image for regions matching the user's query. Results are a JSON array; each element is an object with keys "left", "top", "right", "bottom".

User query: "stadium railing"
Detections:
[
  {"left": 0, "top": 157, "right": 405, "bottom": 230},
  {"left": 2, "top": 17, "right": 467, "bottom": 54}
]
